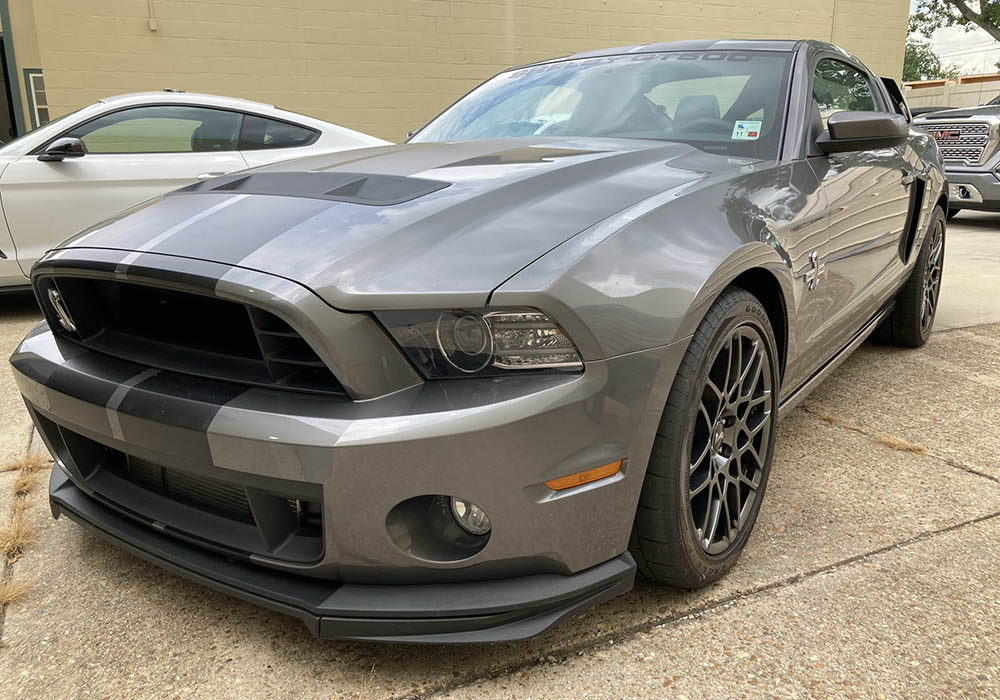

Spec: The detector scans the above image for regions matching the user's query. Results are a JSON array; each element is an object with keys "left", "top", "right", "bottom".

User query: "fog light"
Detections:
[{"left": 449, "top": 497, "right": 492, "bottom": 535}]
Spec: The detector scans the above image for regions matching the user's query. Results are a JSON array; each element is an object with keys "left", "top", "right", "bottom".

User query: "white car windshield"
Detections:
[
  {"left": 0, "top": 108, "right": 83, "bottom": 154},
  {"left": 412, "top": 50, "right": 793, "bottom": 159}
]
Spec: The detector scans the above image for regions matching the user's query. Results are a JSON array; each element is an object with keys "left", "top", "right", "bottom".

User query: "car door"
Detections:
[
  {"left": 0, "top": 104, "right": 248, "bottom": 275},
  {"left": 806, "top": 56, "right": 912, "bottom": 348},
  {"left": 0, "top": 216, "right": 24, "bottom": 287}
]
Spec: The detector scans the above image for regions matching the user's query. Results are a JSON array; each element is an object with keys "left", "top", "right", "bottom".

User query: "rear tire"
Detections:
[
  {"left": 875, "top": 205, "right": 945, "bottom": 348},
  {"left": 631, "top": 287, "right": 779, "bottom": 588}
]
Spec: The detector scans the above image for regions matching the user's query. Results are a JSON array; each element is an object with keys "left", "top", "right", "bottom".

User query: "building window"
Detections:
[{"left": 24, "top": 69, "right": 49, "bottom": 129}]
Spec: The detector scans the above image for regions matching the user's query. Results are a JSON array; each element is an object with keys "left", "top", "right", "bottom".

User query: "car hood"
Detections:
[
  {"left": 916, "top": 104, "right": 1000, "bottom": 120},
  {"left": 59, "top": 138, "right": 750, "bottom": 310}
]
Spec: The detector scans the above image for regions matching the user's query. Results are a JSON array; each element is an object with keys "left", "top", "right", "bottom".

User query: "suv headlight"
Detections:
[{"left": 377, "top": 307, "right": 583, "bottom": 378}]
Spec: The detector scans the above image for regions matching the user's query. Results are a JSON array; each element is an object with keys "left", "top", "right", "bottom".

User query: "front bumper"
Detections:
[
  {"left": 50, "top": 464, "right": 635, "bottom": 643},
  {"left": 945, "top": 171, "right": 1000, "bottom": 211},
  {"left": 13, "top": 319, "right": 686, "bottom": 641}
]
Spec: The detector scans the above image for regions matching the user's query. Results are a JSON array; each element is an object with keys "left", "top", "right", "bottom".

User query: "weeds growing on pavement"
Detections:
[
  {"left": 0, "top": 513, "right": 36, "bottom": 559},
  {"left": 873, "top": 433, "right": 928, "bottom": 455},
  {"left": 12, "top": 471, "right": 38, "bottom": 497},
  {"left": 0, "top": 451, "right": 49, "bottom": 473},
  {"left": 0, "top": 576, "right": 30, "bottom": 605}
]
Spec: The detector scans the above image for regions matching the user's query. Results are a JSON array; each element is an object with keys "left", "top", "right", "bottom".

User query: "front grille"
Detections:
[
  {"left": 106, "top": 455, "right": 256, "bottom": 523},
  {"left": 36, "top": 412, "right": 325, "bottom": 563},
  {"left": 36, "top": 276, "right": 344, "bottom": 396},
  {"left": 919, "top": 121, "right": 992, "bottom": 164},
  {"left": 940, "top": 146, "right": 986, "bottom": 162}
]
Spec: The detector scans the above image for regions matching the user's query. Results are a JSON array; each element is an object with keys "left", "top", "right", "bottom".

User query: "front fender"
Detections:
[{"left": 491, "top": 161, "right": 810, "bottom": 363}]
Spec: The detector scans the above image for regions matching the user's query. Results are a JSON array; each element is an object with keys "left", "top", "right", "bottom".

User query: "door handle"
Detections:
[{"left": 197, "top": 171, "right": 227, "bottom": 180}]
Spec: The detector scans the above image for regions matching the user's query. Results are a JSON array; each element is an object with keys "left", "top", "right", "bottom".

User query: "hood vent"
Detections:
[{"left": 172, "top": 171, "right": 449, "bottom": 206}]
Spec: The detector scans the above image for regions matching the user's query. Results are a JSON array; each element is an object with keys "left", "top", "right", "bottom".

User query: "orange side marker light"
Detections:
[{"left": 545, "top": 460, "right": 623, "bottom": 491}]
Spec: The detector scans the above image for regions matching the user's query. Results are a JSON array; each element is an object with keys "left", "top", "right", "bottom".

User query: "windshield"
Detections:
[
  {"left": 412, "top": 50, "right": 793, "bottom": 158},
  {"left": 0, "top": 108, "right": 84, "bottom": 154}
]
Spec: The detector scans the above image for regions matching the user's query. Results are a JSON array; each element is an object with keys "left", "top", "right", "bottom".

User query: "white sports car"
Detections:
[{"left": 0, "top": 91, "right": 388, "bottom": 290}]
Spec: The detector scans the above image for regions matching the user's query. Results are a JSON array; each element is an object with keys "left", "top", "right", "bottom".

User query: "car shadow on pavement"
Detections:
[
  {"left": 0, "top": 291, "right": 39, "bottom": 321},
  {"left": 949, "top": 212, "right": 1000, "bottom": 231}
]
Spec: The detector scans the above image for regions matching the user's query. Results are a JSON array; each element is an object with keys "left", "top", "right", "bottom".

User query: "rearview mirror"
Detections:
[
  {"left": 816, "top": 111, "right": 908, "bottom": 154},
  {"left": 38, "top": 137, "right": 86, "bottom": 162}
]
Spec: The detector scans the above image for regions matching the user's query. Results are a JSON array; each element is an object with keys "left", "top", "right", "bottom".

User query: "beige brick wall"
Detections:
[{"left": 10, "top": 0, "right": 909, "bottom": 142}]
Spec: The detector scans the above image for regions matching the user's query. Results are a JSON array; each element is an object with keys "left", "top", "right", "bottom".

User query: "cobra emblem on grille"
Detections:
[{"left": 47, "top": 287, "right": 77, "bottom": 333}]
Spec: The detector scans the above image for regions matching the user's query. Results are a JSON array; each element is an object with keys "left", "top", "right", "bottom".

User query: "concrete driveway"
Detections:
[{"left": 1, "top": 213, "right": 998, "bottom": 699}]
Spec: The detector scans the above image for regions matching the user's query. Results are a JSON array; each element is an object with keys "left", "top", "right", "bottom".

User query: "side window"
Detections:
[
  {"left": 812, "top": 58, "right": 877, "bottom": 128},
  {"left": 63, "top": 106, "right": 242, "bottom": 154},
  {"left": 238, "top": 115, "right": 318, "bottom": 150}
]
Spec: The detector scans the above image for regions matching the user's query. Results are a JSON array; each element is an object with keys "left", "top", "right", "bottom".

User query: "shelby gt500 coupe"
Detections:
[{"left": 12, "top": 39, "right": 946, "bottom": 643}]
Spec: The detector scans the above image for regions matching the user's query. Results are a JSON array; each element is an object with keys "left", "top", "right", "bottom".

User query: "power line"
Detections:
[{"left": 937, "top": 42, "right": 1000, "bottom": 57}]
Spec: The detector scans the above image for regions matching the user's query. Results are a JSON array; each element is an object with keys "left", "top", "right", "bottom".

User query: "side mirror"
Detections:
[
  {"left": 816, "top": 111, "right": 908, "bottom": 154},
  {"left": 38, "top": 137, "right": 86, "bottom": 162}
]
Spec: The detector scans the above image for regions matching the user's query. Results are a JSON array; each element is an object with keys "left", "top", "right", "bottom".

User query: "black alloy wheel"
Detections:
[
  {"left": 921, "top": 216, "right": 944, "bottom": 335},
  {"left": 688, "top": 325, "right": 774, "bottom": 555},
  {"left": 631, "top": 286, "right": 778, "bottom": 588},
  {"left": 875, "top": 205, "right": 946, "bottom": 348}
]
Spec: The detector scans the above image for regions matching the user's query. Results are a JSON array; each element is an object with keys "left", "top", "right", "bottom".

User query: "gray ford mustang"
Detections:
[{"left": 11, "top": 39, "right": 946, "bottom": 643}]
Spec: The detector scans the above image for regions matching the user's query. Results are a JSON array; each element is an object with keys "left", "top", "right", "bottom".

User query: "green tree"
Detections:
[
  {"left": 902, "top": 39, "right": 963, "bottom": 81},
  {"left": 910, "top": 0, "right": 1000, "bottom": 41}
]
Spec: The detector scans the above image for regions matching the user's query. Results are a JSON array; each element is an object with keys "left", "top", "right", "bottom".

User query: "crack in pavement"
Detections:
[
  {"left": 397, "top": 508, "right": 1000, "bottom": 700},
  {"left": 801, "top": 406, "right": 1000, "bottom": 486},
  {"left": 398, "top": 399, "right": 1000, "bottom": 699}
]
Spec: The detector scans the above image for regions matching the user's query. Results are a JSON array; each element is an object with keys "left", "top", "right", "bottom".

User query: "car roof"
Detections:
[
  {"left": 97, "top": 91, "right": 279, "bottom": 112},
  {"left": 89, "top": 91, "right": 344, "bottom": 131},
  {"left": 524, "top": 38, "right": 857, "bottom": 67},
  {"left": 564, "top": 38, "right": 804, "bottom": 60}
]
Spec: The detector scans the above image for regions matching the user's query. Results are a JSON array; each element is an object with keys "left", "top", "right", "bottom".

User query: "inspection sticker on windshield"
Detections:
[{"left": 732, "top": 120, "right": 762, "bottom": 140}]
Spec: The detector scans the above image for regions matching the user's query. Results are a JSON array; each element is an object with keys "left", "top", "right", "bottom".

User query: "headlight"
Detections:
[{"left": 377, "top": 307, "right": 583, "bottom": 378}]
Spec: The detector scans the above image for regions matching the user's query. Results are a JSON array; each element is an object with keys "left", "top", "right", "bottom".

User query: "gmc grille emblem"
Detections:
[
  {"left": 47, "top": 287, "right": 77, "bottom": 333},
  {"left": 928, "top": 129, "right": 961, "bottom": 141}
]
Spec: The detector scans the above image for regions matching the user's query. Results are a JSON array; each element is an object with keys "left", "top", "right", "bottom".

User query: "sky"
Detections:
[
  {"left": 930, "top": 25, "right": 1000, "bottom": 74},
  {"left": 914, "top": 1, "right": 1000, "bottom": 75}
]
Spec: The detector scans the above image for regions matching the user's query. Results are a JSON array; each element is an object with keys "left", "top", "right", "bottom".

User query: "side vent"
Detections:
[
  {"left": 899, "top": 177, "right": 927, "bottom": 263},
  {"left": 246, "top": 308, "right": 342, "bottom": 394}
]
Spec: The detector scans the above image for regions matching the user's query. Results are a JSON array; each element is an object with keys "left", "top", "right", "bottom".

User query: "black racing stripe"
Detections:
[
  {"left": 14, "top": 350, "right": 146, "bottom": 409},
  {"left": 35, "top": 257, "right": 121, "bottom": 275},
  {"left": 113, "top": 375, "right": 250, "bottom": 465},
  {"left": 23, "top": 321, "right": 51, "bottom": 340},
  {"left": 119, "top": 256, "right": 230, "bottom": 292},
  {"left": 115, "top": 372, "right": 247, "bottom": 432},
  {"left": 113, "top": 412, "right": 215, "bottom": 465},
  {"left": 150, "top": 194, "right": 333, "bottom": 264}
]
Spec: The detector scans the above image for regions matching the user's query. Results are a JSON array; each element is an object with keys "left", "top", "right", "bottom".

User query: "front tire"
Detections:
[
  {"left": 876, "top": 205, "right": 945, "bottom": 347},
  {"left": 631, "top": 287, "right": 779, "bottom": 588}
]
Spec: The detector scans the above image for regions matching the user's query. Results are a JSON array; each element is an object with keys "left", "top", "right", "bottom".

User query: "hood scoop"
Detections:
[{"left": 171, "top": 171, "right": 450, "bottom": 206}]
